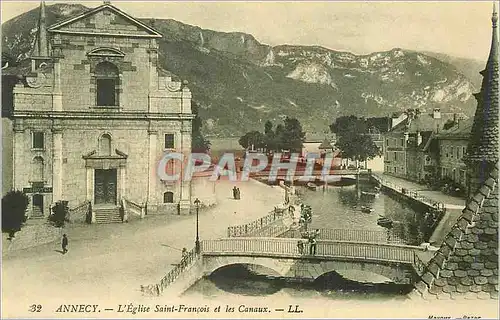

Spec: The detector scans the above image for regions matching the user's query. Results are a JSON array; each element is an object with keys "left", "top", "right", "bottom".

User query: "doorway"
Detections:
[
  {"left": 32, "top": 194, "right": 44, "bottom": 216},
  {"left": 94, "top": 169, "right": 117, "bottom": 205}
]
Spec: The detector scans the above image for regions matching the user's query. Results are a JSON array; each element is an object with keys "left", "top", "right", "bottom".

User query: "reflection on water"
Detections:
[
  {"left": 303, "top": 182, "right": 431, "bottom": 245},
  {"left": 184, "top": 264, "right": 413, "bottom": 301},
  {"left": 186, "top": 182, "right": 428, "bottom": 300}
]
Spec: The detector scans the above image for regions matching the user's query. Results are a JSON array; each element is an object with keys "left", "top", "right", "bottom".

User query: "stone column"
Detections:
[
  {"left": 147, "top": 128, "right": 158, "bottom": 214},
  {"left": 52, "top": 60, "right": 63, "bottom": 111},
  {"left": 178, "top": 122, "right": 192, "bottom": 215},
  {"left": 12, "top": 119, "right": 24, "bottom": 191},
  {"left": 52, "top": 127, "right": 63, "bottom": 202},
  {"left": 86, "top": 166, "right": 95, "bottom": 223},
  {"left": 120, "top": 165, "right": 126, "bottom": 203}
]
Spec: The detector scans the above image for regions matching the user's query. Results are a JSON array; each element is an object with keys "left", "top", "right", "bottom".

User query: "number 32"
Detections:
[{"left": 29, "top": 304, "right": 42, "bottom": 312}]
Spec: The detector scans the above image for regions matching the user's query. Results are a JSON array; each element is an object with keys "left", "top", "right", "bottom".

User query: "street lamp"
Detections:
[{"left": 194, "top": 198, "right": 201, "bottom": 253}]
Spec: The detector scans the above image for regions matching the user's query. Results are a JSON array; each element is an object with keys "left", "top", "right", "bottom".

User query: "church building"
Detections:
[{"left": 4, "top": 1, "right": 195, "bottom": 220}]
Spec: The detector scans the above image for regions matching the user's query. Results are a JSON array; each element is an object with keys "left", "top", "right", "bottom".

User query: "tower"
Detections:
[{"left": 410, "top": 4, "right": 499, "bottom": 300}]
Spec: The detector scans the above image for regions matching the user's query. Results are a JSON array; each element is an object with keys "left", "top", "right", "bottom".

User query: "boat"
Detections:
[
  {"left": 361, "top": 191, "right": 380, "bottom": 198},
  {"left": 377, "top": 217, "right": 393, "bottom": 228},
  {"left": 306, "top": 182, "right": 317, "bottom": 191},
  {"left": 360, "top": 206, "right": 374, "bottom": 213}
]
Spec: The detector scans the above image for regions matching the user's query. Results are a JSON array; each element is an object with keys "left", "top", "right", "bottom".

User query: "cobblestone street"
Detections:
[{"left": 1, "top": 179, "right": 284, "bottom": 318}]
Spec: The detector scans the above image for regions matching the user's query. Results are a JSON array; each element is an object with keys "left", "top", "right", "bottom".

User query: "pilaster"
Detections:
[
  {"left": 12, "top": 120, "right": 25, "bottom": 190},
  {"left": 147, "top": 127, "right": 158, "bottom": 214},
  {"left": 52, "top": 126, "right": 63, "bottom": 201},
  {"left": 178, "top": 122, "right": 192, "bottom": 215}
]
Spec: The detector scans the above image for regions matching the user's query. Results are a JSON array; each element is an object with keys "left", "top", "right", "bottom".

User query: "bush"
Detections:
[
  {"left": 48, "top": 201, "right": 69, "bottom": 227},
  {"left": 2, "top": 190, "right": 29, "bottom": 238}
]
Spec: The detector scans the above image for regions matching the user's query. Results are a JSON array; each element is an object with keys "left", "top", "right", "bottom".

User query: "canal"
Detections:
[{"left": 184, "top": 180, "right": 433, "bottom": 301}]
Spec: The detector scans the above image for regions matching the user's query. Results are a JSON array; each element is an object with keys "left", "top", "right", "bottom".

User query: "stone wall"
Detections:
[{"left": 2, "top": 222, "right": 63, "bottom": 254}]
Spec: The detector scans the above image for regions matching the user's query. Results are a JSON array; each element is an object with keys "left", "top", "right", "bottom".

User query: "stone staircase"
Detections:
[{"left": 94, "top": 206, "right": 122, "bottom": 224}]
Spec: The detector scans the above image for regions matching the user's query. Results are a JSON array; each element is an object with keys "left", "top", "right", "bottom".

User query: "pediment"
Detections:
[
  {"left": 48, "top": 4, "right": 162, "bottom": 38},
  {"left": 87, "top": 47, "right": 125, "bottom": 58},
  {"left": 83, "top": 149, "right": 128, "bottom": 160}
]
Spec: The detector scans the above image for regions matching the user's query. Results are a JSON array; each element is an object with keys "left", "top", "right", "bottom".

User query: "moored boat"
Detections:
[
  {"left": 360, "top": 206, "right": 374, "bottom": 213},
  {"left": 377, "top": 217, "right": 393, "bottom": 228},
  {"left": 306, "top": 182, "right": 317, "bottom": 191}
]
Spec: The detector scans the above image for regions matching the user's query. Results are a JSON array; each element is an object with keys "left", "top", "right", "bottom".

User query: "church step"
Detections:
[{"left": 94, "top": 207, "right": 122, "bottom": 224}]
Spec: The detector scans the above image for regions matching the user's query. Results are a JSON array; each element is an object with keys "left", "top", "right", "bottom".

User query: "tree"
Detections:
[
  {"left": 335, "top": 133, "right": 382, "bottom": 163},
  {"left": 191, "top": 101, "right": 211, "bottom": 153},
  {"left": 263, "top": 120, "right": 275, "bottom": 152},
  {"left": 1, "top": 190, "right": 29, "bottom": 238},
  {"left": 283, "top": 117, "right": 306, "bottom": 153},
  {"left": 48, "top": 201, "right": 69, "bottom": 228},
  {"left": 238, "top": 131, "right": 265, "bottom": 150},
  {"left": 331, "top": 115, "right": 382, "bottom": 164},
  {"left": 330, "top": 115, "right": 367, "bottom": 136}
]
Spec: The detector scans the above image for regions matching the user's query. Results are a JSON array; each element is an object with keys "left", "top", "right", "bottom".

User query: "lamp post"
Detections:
[{"left": 194, "top": 198, "right": 201, "bottom": 253}]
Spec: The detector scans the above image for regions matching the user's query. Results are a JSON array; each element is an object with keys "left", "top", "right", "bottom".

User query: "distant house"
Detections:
[
  {"left": 384, "top": 108, "right": 467, "bottom": 180},
  {"left": 435, "top": 118, "right": 473, "bottom": 189},
  {"left": 302, "top": 132, "right": 336, "bottom": 157}
]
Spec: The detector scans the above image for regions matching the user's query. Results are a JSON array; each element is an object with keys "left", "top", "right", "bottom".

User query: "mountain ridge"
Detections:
[{"left": 2, "top": 3, "right": 479, "bottom": 136}]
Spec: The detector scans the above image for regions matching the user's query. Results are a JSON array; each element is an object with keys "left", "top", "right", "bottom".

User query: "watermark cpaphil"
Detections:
[{"left": 156, "top": 152, "right": 343, "bottom": 182}]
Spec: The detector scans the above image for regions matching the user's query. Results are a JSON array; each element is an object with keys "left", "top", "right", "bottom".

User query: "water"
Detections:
[
  {"left": 185, "top": 181, "right": 430, "bottom": 301},
  {"left": 301, "top": 182, "right": 433, "bottom": 245}
]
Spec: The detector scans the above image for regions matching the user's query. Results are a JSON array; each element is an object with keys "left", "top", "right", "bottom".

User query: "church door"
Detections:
[{"left": 94, "top": 169, "right": 117, "bottom": 205}]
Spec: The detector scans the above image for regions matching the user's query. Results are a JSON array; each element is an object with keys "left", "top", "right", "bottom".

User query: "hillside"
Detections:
[{"left": 2, "top": 3, "right": 479, "bottom": 136}]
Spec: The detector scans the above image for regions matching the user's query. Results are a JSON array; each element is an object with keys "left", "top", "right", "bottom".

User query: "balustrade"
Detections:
[
  {"left": 202, "top": 238, "right": 418, "bottom": 263},
  {"left": 228, "top": 207, "right": 287, "bottom": 237},
  {"left": 279, "top": 228, "right": 406, "bottom": 244}
]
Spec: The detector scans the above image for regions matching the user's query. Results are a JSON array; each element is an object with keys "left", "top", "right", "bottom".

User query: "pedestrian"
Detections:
[
  {"left": 232, "top": 186, "right": 237, "bottom": 199},
  {"left": 236, "top": 187, "right": 241, "bottom": 200},
  {"left": 309, "top": 237, "right": 317, "bottom": 255},
  {"left": 297, "top": 240, "right": 304, "bottom": 255},
  {"left": 181, "top": 247, "right": 188, "bottom": 258},
  {"left": 62, "top": 234, "right": 68, "bottom": 254}
]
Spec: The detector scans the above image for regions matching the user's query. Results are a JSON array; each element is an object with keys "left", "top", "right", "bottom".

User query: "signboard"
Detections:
[{"left": 22, "top": 187, "right": 53, "bottom": 194}]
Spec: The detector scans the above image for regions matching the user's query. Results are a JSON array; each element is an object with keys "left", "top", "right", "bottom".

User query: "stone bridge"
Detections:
[{"left": 141, "top": 237, "right": 427, "bottom": 297}]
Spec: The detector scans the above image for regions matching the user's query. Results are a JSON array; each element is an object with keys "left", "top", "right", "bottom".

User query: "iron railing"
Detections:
[
  {"left": 141, "top": 238, "right": 428, "bottom": 296},
  {"left": 227, "top": 207, "right": 288, "bottom": 237},
  {"left": 68, "top": 200, "right": 91, "bottom": 222},
  {"left": 278, "top": 228, "right": 406, "bottom": 244},
  {"left": 140, "top": 247, "right": 200, "bottom": 296},
  {"left": 371, "top": 174, "right": 446, "bottom": 212},
  {"left": 202, "top": 238, "right": 422, "bottom": 264}
]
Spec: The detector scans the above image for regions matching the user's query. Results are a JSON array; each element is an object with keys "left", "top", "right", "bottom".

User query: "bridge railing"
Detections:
[
  {"left": 227, "top": 207, "right": 288, "bottom": 237},
  {"left": 372, "top": 174, "right": 446, "bottom": 211},
  {"left": 278, "top": 228, "right": 406, "bottom": 244},
  {"left": 140, "top": 247, "right": 200, "bottom": 296},
  {"left": 202, "top": 238, "right": 421, "bottom": 264}
]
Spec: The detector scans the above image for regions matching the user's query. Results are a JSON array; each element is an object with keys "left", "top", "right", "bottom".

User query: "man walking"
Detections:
[{"left": 62, "top": 234, "right": 68, "bottom": 254}]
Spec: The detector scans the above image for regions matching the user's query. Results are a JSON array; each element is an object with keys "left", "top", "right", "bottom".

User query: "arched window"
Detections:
[
  {"left": 95, "top": 62, "right": 119, "bottom": 106},
  {"left": 163, "top": 192, "right": 174, "bottom": 203},
  {"left": 32, "top": 156, "right": 44, "bottom": 182},
  {"left": 99, "top": 134, "right": 112, "bottom": 156}
]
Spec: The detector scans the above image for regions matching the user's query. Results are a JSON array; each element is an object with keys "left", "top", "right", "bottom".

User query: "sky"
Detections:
[{"left": 0, "top": 1, "right": 496, "bottom": 62}]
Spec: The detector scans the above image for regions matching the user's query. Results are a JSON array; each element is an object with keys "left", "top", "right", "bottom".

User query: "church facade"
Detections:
[{"left": 7, "top": 2, "right": 194, "bottom": 219}]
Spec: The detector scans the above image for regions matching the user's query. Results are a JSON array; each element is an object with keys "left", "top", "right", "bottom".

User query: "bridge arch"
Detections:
[
  {"left": 203, "top": 256, "right": 287, "bottom": 277},
  {"left": 312, "top": 260, "right": 408, "bottom": 284}
]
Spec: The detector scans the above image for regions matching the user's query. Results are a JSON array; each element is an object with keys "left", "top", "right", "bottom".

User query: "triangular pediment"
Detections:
[
  {"left": 47, "top": 4, "right": 162, "bottom": 38},
  {"left": 83, "top": 149, "right": 128, "bottom": 160}
]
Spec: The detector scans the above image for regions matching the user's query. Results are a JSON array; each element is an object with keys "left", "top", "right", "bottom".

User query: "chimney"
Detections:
[
  {"left": 433, "top": 108, "right": 441, "bottom": 119},
  {"left": 417, "top": 131, "right": 422, "bottom": 146}
]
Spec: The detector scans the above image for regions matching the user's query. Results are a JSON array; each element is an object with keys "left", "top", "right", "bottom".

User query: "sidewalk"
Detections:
[
  {"left": 1, "top": 178, "right": 285, "bottom": 318},
  {"left": 373, "top": 173, "right": 466, "bottom": 209},
  {"left": 373, "top": 173, "right": 466, "bottom": 246}
]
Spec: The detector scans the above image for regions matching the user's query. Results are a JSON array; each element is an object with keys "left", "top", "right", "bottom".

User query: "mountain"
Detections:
[
  {"left": 2, "top": 3, "right": 479, "bottom": 137},
  {"left": 420, "top": 51, "right": 485, "bottom": 89}
]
